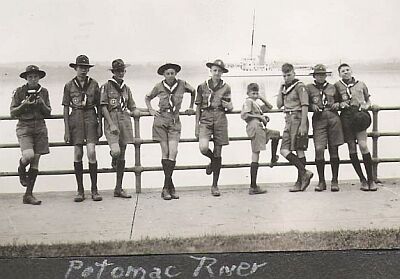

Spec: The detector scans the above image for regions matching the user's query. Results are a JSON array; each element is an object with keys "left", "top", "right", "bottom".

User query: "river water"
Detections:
[{"left": 0, "top": 64, "right": 399, "bottom": 193}]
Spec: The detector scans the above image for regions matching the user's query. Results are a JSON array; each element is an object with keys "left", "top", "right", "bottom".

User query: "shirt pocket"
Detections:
[{"left": 158, "top": 92, "right": 171, "bottom": 108}]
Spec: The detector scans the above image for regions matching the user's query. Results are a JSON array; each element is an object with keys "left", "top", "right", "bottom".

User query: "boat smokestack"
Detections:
[{"left": 258, "top": 45, "right": 266, "bottom": 65}]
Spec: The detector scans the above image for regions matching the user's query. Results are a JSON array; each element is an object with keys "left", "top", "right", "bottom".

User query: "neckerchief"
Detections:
[
  {"left": 206, "top": 79, "right": 225, "bottom": 107},
  {"left": 109, "top": 78, "right": 127, "bottom": 110},
  {"left": 162, "top": 80, "right": 178, "bottom": 109},
  {"left": 282, "top": 79, "right": 300, "bottom": 95},
  {"left": 314, "top": 81, "right": 329, "bottom": 106},
  {"left": 247, "top": 97, "right": 263, "bottom": 114},
  {"left": 73, "top": 76, "right": 92, "bottom": 106},
  {"left": 340, "top": 78, "right": 358, "bottom": 99}
]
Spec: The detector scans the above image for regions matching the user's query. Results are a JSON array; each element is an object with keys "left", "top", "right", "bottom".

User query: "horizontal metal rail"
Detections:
[{"left": 1, "top": 105, "right": 399, "bottom": 192}]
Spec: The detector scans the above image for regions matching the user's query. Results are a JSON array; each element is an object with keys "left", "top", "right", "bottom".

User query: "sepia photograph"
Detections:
[{"left": 1, "top": 0, "right": 400, "bottom": 278}]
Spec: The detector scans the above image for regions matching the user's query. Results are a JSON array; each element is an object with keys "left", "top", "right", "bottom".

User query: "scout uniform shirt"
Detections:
[
  {"left": 195, "top": 79, "right": 232, "bottom": 110},
  {"left": 10, "top": 84, "right": 51, "bottom": 154},
  {"left": 146, "top": 79, "right": 195, "bottom": 113},
  {"left": 334, "top": 78, "right": 370, "bottom": 108},
  {"left": 307, "top": 82, "right": 339, "bottom": 111},
  {"left": 100, "top": 78, "right": 136, "bottom": 145},
  {"left": 279, "top": 79, "right": 309, "bottom": 111},
  {"left": 62, "top": 76, "right": 100, "bottom": 144}
]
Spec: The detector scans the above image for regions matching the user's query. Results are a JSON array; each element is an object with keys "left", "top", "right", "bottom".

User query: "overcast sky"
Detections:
[{"left": 1, "top": 0, "right": 399, "bottom": 64}]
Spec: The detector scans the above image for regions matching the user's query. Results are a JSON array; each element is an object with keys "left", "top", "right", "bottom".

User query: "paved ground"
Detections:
[{"left": 0, "top": 178, "right": 399, "bottom": 245}]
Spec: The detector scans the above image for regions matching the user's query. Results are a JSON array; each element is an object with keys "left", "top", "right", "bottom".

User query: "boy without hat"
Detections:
[
  {"left": 145, "top": 63, "right": 196, "bottom": 200},
  {"left": 335, "top": 63, "right": 377, "bottom": 191},
  {"left": 277, "top": 63, "right": 314, "bottom": 192},
  {"left": 195, "top": 59, "right": 233, "bottom": 197},
  {"left": 62, "top": 55, "right": 103, "bottom": 202},
  {"left": 10, "top": 65, "right": 52, "bottom": 205},
  {"left": 241, "top": 83, "right": 280, "bottom": 194},
  {"left": 307, "top": 64, "right": 344, "bottom": 191}
]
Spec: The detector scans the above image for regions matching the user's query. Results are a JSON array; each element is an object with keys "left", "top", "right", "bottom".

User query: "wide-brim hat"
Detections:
[
  {"left": 69, "top": 55, "right": 94, "bottom": 68},
  {"left": 310, "top": 64, "right": 332, "bottom": 75},
  {"left": 206, "top": 59, "right": 228, "bottom": 73},
  {"left": 157, "top": 63, "right": 181, "bottom": 75},
  {"left": 109, "top": 59, "right": 130, "bottom": 71},
  {"left": 352, "top": 110, "right": 372, "bottom": 132},
  {"left": 19, "top": 65, "right": 46, "bottom": 79}
]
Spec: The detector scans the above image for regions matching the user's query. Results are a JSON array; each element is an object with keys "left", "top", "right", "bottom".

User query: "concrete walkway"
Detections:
[{"left": 1, "top": 178, "right": 400, "bottom": 245}]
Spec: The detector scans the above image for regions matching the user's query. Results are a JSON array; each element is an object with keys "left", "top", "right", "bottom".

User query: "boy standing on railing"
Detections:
[
  {"left": 62, "top": 55, "right": 103, "bottom": 202},
  {"left": 277, "top": 63, "right": 313, "bottom": 192},
  {"left": 307, "top": 64, "right": 344, "bottom": 192},
  {"left": 101, "top": 59, "right": 139, "bottom": 199},
  {"left": 195, "top": 59, "right": 233, "bottom": 197},
  {"left": 10, "top": 65, "right": 51, "bottom": 205},
  {"left": 335, "top": 63, "right": 377, "bottom": 191},
  {"left": 145, "top": 63, "right": 195, "bottom": 200},
  {"left": 241, "top": 83, "right": 280, "bottom": 194}
]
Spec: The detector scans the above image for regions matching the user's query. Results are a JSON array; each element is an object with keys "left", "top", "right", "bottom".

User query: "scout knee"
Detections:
[
  {"left": 110, "top": 145, "right": 121, "bottom": 159},
  {"left": 199, "top": 144, "right": 209, "bottom": 155},
  {"left": 315, "top": 146, "right": 325, "bottom": 160},
  {"left": 22, "top": 150, "right": 35, "bottom": 163},
  {"left": 358, "top": 141, "right": 369, "bottom": 154},
  {"left": 87, "top": 149, "right": 96, "bottom": 162},
  {"left": 280, "top": 149, "right": 290, "bottom": 158}
]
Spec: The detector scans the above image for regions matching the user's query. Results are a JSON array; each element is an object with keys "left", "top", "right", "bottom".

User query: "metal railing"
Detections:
[{"left": 1, "top": 105, "right": 399, "bottom": 193}]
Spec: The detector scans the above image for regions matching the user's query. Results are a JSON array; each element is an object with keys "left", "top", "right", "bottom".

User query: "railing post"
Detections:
[
  {"left": 133, "top": 110, "right": 142, "bottom": 193},
  {"left": 371, "top": 105, "right": 379, "bottom": 183}
]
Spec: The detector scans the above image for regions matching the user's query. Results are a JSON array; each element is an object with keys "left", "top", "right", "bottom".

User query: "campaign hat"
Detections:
[
  {"left": 110, "top": 59, "right": 130, "bottom": 71},
  {"left": 206, "top": 59, "right": 228, "bottom": 73},
  {"left": 157, "top": 63, "right": 181, "bottom": 75},
  {"left": 69, "top": 55, "right": 94, "bottom": 68},
  {"left": 19, "top": 65, "right": 46, "bottom": 79}
]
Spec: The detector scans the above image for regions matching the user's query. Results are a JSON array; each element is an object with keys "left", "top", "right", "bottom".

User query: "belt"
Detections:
[
  {"left": 201, "top": 107, "right": 224, "bottom": 112},
  {"left": 72, "top": 107, "right": 95, "bottom": 111},
  {"left": 284, "top": 110, "right": 301, "bottom": 115}
]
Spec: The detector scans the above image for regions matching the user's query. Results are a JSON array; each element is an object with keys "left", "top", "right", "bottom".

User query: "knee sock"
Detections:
[
  {"left": 161, "top": 159, "right": 168, "bottom": 188},
  {"left": 89, "top": 162, "right": 98, "bottom": 192},
  {"left": 250, "top": 162, "right": 259, "bottom": 187},
  {"left": 315, "top": 160, "right": 325, "bottom": 182},
  {"left": 271, "top": 139, "right": 279, "bottom": 160},
  {"left": 116, "top": 160, "right": 125, "bottom": 190},
  {"left": 362, "top": 153, "right": 374, "bottom": 182},
  {"left": 350, "top": 153, "right": 366, "bottom": 182},
  {"left": 25, "top": 168, "right": 38, "bottom": 195},
  {"left": 74, "top": 161, "right": 84, "bottom": 193},
  {"left": 212, "top": 157, "right": 222, "bottom": 187},
  {"left": 286, "top": 153, "right": 306, "bottom": 175},
  {"left": 330, "top": 157, "right": 340, "bottom": 182},
  {"left": 205, "top": 149, "right": 214, "bottom": 160},
  {"left": 166, "top": 160, "right": 176, "bottom": 187}
]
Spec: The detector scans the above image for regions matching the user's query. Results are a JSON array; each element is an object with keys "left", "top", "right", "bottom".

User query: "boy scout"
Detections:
[
  {"left": 335, "top": 63, "right": 377, "bottom": 191},
  {"left": 10, "top": 65, "right": 51, "bottom": 205},
  {"left": 277, "top": 63, "right": 313, "bottom": 192},
  {"left": 195, "top": 59, "right": 233, "bottom": 197},
  {"left": 145, "top": 63, "right": 195, "bottom": 200},
  {"left": 101, "top": 59, "right": 138, "bottom": 199},
  {"left": 307, "top": 64, "right": 344, "bottom": 192},
  {"left": 241, "top": 83, "right": 280, "bottom": 194},
  {"left": 62, "top": 55, "right": 103, "bottom": 202}
]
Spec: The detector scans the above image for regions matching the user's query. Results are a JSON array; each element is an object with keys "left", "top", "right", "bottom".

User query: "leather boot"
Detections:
[
  {"left": 249, "top": 163, "right": 266, "bottom": 194},
  {"left": 315, "top": 180, "right": 327, "bottom": 192},
  {"left": 167, "top": 160, "right": 179, "bottom": 199},
  {"left": 73, "top": 161, "right": 85, "bottom": 202},
  {"left": 23, "top": 168, "right": 41, "bottom": 205},
  {"left": 114, "top": 160, "right": 132, "bottom": 198},
  {"left": 89, "top": 162, "right": 102, "bottom": 201},
  {"left": 331, "top": 180, "right": 340, "bottom": 192}
]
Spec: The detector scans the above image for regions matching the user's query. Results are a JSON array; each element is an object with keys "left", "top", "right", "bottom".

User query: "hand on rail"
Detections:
[
  {"left": 185, "top": 108, "right": 195, "bottom": 115},
  {"left": 149, "top": 108, "right": 160, "bottom": 117}
]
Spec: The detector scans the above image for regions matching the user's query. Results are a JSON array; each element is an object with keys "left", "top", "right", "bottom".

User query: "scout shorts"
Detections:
[
  {"left": 340, "top": 106, "right": 360, "bottom": 143},
  {"left": 280, "top": 111, "right": 309, "bottom": 151},
  {"left": 199, "top": 109, "right": 229, "bottom": 146},
  {"left": 250, "top": 126, "right": 280, "bottom": 153},
  {"left": 68, "top": 108, "right": 99, "bottom": 145},
  {"left": 104, "top": 110, "right": 134, "bottom": 145},
  {"left": 312, "top": 110, "right": 344, "bottom": 149},
  {"left": 16, "top": 119, "right": 49, "bottom": 154},
  {"left": 152, "top": 111, "right": 181, "bottom": 142}
]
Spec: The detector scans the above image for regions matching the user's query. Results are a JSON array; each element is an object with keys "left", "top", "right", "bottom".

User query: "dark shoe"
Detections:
[
  {"left": 368, "top": 180, "right": 378, "bottom": 191},
  {"left": 206, "top": 162, "right": 213, "bottom": 175},
  {"left": 74, "top": 192, "right": 85, "bottom": 202},
  {"left": 360, "top": 180, "right": 369, "bottom": 191},
  {"left": 161, "top": 188, "right": 172, "bottom": 200},
  {"left": 114, "top": 189, "right": 132, "bottom": 198},
  {"left": 18, "top": 165, "right": 27, "bottom": 187},
  {"left": 315, "top": 181, "right": 327, "bottom": 192},
  {"left": 211, "top": 186, "right": 221, "bottom": 197},
  {"left": 249, "top": 185, "right": 267, "bottom": 195},
  {"left": 91, "top": 191, "right": 103, "bottom": 201},
  {"left": 300, "top": 170, "right": 314, "bottom": 191},
  {"left": 169, "top": 185, "right": 179, "bottom": 199},
  {"left": 289, "top": 181, "right": 302, "bottom": 192},
  {"left": 331, "top": 181, "right": 340, "bottom": 192},
  {"left": 270, "top": 155, "right": 279, "bottom": 168},
  {"left": 23, "top": 194, "right": 41, "bottom": 205}
]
